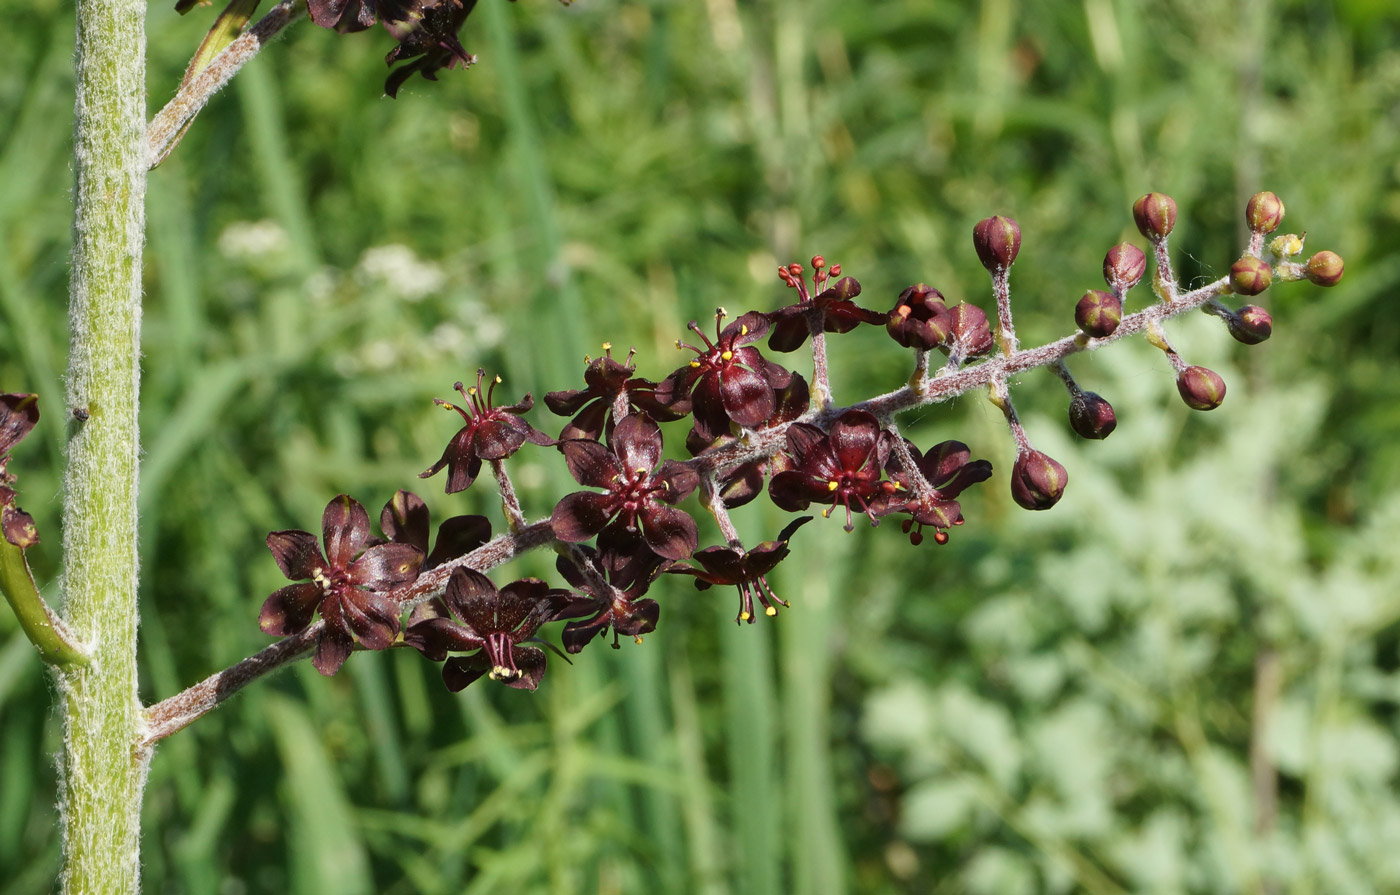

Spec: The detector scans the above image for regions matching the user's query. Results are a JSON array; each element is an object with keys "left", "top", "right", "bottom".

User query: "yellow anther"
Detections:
[
  {"left": 468, "top": 387, "right": 478, "bottom": 397},
  {"left": 721, "top": 350, "right": 733, "bottom": 361},
  {"left": 634, "top": 635, "right": 644, "bottom": 644},
  {"left": 494, "top": 375, "right": 502, "bottom": 384},
  {"left": 765, "top": 606, "right": 777, "bottom": 617},
  {"left": 740, "top": 611, "right": 752, "bottom": 621},
  {"left": 822, "top": 508, "right": 833, "bottom": 518},
  {"left": 602, "top": 341, "right": 612, "bottom": 351},
  {"left": 636, "top": 468, "right": 648, "bottom": 476},
  {"left": 827, "top": 480, "right": 840, "bottom": 491},
  {"left": 675, "top": 340, "right": 684, "bottom": 349},
  {"left": 690, "top": 360, "right": 702, "bottom": 368},
  {"left": 584, "top": 355, "right": 592, "bottom": 364},
  {"left": 740, "top": 324, "right": 749, "bottom": 336}
]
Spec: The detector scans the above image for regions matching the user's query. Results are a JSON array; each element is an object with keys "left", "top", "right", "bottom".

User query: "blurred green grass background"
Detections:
[{"left": 4, "top": 0, "right": 1400, "bottom": 892}]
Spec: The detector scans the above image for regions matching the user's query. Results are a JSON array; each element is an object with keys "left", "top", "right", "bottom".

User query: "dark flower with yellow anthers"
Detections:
[
  {"left": 768, "top": 410, "right": 896, "bottom": 532},
  {"left": 420, "top": 369, "right": 554, "bottom": 494},
  {"left": 553, "top": 526, "right": 671, "bottom": 653},
  {"left": 544, "top": 343, "right": 687, "bottom": 442},
  {"left": 658, "top": 309, "right": 793, "bottom": 440},
  {"left": 768, "top": 257, "right": 884, "bottom": 353},
  {"left": 882, "top": 440, "right": 992, "bottom": 546},
  {"left": 669, "top": 516, "right": 811, "bottom": 624},
  {"left": 551, "top": 414, "right": 700, "bottom": 560},
  {"left": 404, "top": 568, "right": 572, "bottom": 691},
  {"left": 259, "top": 495, "right": 424, "bottom": 676}
]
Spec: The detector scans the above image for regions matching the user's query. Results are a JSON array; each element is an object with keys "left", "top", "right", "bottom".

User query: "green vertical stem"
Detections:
[{"left": 60, "top": 0, "right": 148, "bottom": 888}]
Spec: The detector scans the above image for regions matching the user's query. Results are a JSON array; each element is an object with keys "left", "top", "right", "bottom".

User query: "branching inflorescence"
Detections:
[{"left": 0, "top": 190, "right": 1345, "bottom": 746}]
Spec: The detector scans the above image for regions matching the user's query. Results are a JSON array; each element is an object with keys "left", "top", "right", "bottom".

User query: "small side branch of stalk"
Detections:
[{"left": 0, "top": 539, "right": 89, "bottom": 668}]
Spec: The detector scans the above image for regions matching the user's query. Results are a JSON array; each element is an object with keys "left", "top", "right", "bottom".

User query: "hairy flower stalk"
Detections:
[{"left": 60, "top": 0, "right": 149, "bottom": 888}]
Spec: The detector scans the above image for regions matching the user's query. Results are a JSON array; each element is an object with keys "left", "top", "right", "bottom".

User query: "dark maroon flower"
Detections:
[
  {"left": 551, "top": 414, "right": 700, "bottom": 560},
  {"left": 768, "top": 409, "right": 895, "bottom": 532},
  {"left": 544, "top": 344, "right": 687, "bottom": 442},
  {"left": 887, "top": 284, "right": 953, "bottom": 351},
  {"left": 659, "top": 309, "right": 793, "bottom": 439},
  {"left": 420, "top": 369, "right": 554, "bottom": 494},
  {"left": 553, "top": 527, "right": 670, "bottom": 652},
  {"left": 259, "top": 495, "right": 424, "bottom": 675},
  {"left": 882, "top": 440, "right": 993, "bottom": 545},
  {"left": 381, "top": 0, "right": 479, "bottom": 98},
  {"left": 669, "top": 516, "right": 811, "bottom": 624},
  {"left": 768, "top": 259, "right": 885, "bottom": 353},
  {"left": 404, "top": 569, "right": 571, "bottom": 691},
  {"left": 378, "top": 489, "right": 491, "bottom": 569}
]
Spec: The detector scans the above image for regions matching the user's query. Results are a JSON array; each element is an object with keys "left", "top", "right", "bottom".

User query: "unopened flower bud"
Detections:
[
  {"left": 811, "top": 255, "right": 826, "bottom": 270},
  {"left": 1230, "top": 257, "right": 1272, "bottom": 296},
  {"left": 1176, "top": 365, "right": 1227, "bottom": 411},
  {"left": 1227, "top": 305, "right": 1272, "bottom": 345},
  {"left": 887, "top": 284, "right": 951, "bottom": 350},
  {"left": 1102, "top": 243, "right": 1147, "bottom": 292},
  {"left": 1068, "top": 392, "right": 1117, "bottom": 439},
  {"left": 1246, "top": 191, "right": 1285, "bottom": 234},
  {"left": 1305, "top": 251, "right": 1344, "bottom": 287},
  {"left": 1, "top": 506, "right": 38, "bottom": 548},
  {"left": 1011, "top": 450, "right": 1069, "bottom": 510},
  {"left": 1075, "top": 289, "right": 1122, "bottom": 338},
  {"left": 947, "top": 303, "right": 993, "bottom": 356},
  {"left": 972, "top": 215, "right": 1022, "bottom": 272},
  {"left": 1132, "top": 192, "right": 1178, "bottom": 241},
  {"left": 1269, "top": 233, "right": 1304, "bottom": 259}
]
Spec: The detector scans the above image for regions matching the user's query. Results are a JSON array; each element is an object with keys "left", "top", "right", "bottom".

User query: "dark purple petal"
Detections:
[
  {"left": 610, "top": 413, "right": 664, "bottom": 474},
  {"left": 259, "top": 582, "right": 322, "bottom": 636},
  {"left": 312, "top": 628, "right": 354, "bottom": 676},
  {"left": 340, "top": 591, "right": 402, "bottom": 650},
  {"left": 545, "top": 387, "right": 592, "bottom": 416},
  {"left": 472, "top": 417, "right": 528, "bottom": 461},
  {"left": 769, "top": 470, "right": 825, "bottom": 512},
  {"left": 939, "top": 460, "right": 993, "bottom": 499},
  {"left": 637, "top": 503, "right": 698, "bottom": 560},
  {"left": 767, "top": 312, "right": 812, "bottom": 353},
  {"left": 828, "top": 411, "right": 883, "bottom": 471},
  {"left": 441, "top": 568, "right": 499, "bottom": 631},
  {"left": 559, "top": 401, "right": 609, "bottom": 442},
  {"left": 266, "top": 530, "right": 327, "bottom": 581},
  {"left": 653, "top": 460, "right": 700, "bottom": 504},
  {"left": 691, "top": 545, "right": 746, "bottom": 584},
  {"left": 784, "top": 423, "right": 826, "bottom": 465},
  {"left": 719, "top": 366, "right": 777, "bottom": 428},
  {"left": 718, "top": 462, "right": 765, "bottom": 509},
  {"left": 503, "top": 646, "right": 547, "bottom": 690},
  {"left": 404, "top": 616, "right": 485, "bottom": 660},
  {"left": 380, "top": 489, "right": 429, "bottom": 554},
  {"left": 559, "top": 438, "right": 619, "bottom": 489},
  {"left": 348, "top": 542, "right": 422, "bottom": 589},
  {"left": 442, "top": 653, "right": 490, "bottom": 691},
  {"left": 322, "top": 495, "right": 371, "bottom": 570},
  {"left": 551, "top": 491, "right": 618, "bottom": 543},
  {"left": 426, "top": 515, "right": 492, "bottom": 568},
  {"left": 420, "top": 428, "right": 481, "bottom": 494},
  {"left": 722, "top": 312, "right": 771, "bottom": 347}
]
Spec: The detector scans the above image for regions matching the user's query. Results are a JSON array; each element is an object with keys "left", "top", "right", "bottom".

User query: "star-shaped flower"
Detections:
[
  {"left": 768, "top": 410, "right": 895, "bottom": 531},
  {"left": 420, "top": 369, "right": 554, "bottom": 494},
  {"left": 551, "top": 414, "right": 700, "bottom": 560},
  {"left": 404, "top": 569, "right": 572, "bottom": 691},
  {"left": 259, "top": 495, "right": 424, "bottom": 675},
  {"left": 669, "top": 516, "right": 811, "bottom": 624}
]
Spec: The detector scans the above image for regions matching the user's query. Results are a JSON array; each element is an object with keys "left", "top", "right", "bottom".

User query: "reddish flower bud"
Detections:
[
  {"left": 1075, "top": 289, "right": 1122, "bottom": 338},
  {"left": 1011, "top": 450, "right": 1068, "bottom": 510},
  {"left": 947, "top": 303, "right": 993, "bottom": 356},
  {"left": 1229, "top": 257, "right": 1272, "bottom": 296},
  {"left": 1068, "top": 392, "right": 1117, "bottom": 439},
  {"left": 811, "top": 255, "right": 826, "bottom": 270},
  {"left": 1304, "top": 251, "right": 1344, "bottom": 287},
  {"left": 1102, "top": 243, "right": 1146, "bottom": 292},
  {"left": 972, "top": 215, "right": 1022, "bottom": 272},
  {"left": 887, "top": 284, "right": 952, "bottom": 350},
  {"left": 1176, "top": 366, "right": 1227, "bottom": 411},
  {"left": 1227, "top": 305, "right": 1272, "bottom": 345},
  {"left": 1245, "top": 191, "right": 1285, "bottom": 234},
  {"left": 1132, "top": 192, "right": 1178, "bottom": 241}
]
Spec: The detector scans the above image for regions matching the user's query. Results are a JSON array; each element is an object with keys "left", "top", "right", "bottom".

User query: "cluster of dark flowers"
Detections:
[{"left": 247, "top": 191, "right": 1344, "bottom": 691}]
